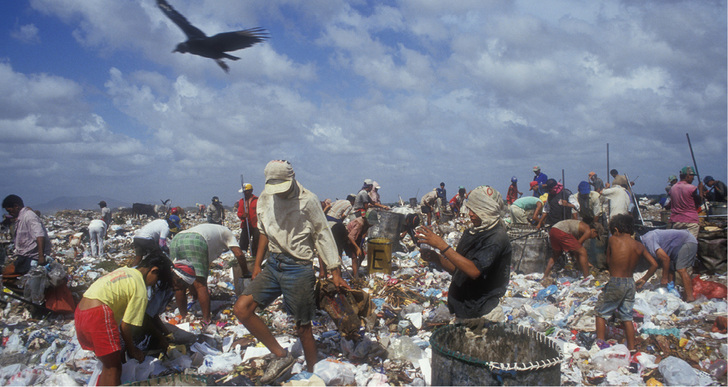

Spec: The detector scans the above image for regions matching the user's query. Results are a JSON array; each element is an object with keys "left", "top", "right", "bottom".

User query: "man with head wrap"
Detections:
[
  {"left": 538, "top": 179, "right": 574, "bottom": 228},
  {"left": 417, "top": 186, "right": 512, "bottom": 320}
]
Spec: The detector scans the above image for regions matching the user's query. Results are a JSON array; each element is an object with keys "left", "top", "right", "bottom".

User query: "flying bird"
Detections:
[{"left": 157, "top": 0, "right": 268, "bottom": 73}]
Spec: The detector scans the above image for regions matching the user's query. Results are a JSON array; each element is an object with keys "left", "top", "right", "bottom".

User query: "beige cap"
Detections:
[{"left": 264, "top": 160, "right": 295, "bottom": 194}]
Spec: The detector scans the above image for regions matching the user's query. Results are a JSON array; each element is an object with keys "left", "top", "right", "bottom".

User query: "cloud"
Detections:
[
  {"left": 11, "top": 23, "right": 40, "bottom": 44},
  {"left": 0, "top": 63, "right": 164, "bottom": 201},
  {"left": 4, "top": 0, "right": 725, "bottom": 205}
]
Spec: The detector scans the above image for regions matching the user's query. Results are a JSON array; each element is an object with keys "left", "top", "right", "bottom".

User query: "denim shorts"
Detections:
[
  {"left": 595, "top": 277, "right": 635, "bottom": 321},
  {"left": 243, "top": 253, "right": 316, "bottom": 325}
]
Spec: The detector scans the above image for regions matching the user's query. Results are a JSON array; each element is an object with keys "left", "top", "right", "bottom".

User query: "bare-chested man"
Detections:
[{"left": 595, "top": 214, "right": 658, "bottom": 350}]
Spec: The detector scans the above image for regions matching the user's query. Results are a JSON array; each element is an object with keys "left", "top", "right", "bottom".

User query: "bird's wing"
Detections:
[
  {"left": 206, "top": 28, "right": 269, "bottom": 52},
  {"left": 157, "top": 0, "right": 206, "bottom": 39}
]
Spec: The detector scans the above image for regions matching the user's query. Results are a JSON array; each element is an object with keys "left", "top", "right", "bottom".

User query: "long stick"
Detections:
[
  {"left": 606, "top": 143, "right": 610, "bottom": 186},
  {"left": 240, "top": 174, "right": 252, "bottom": 256},
  {"left": 625, "top": 173, "right": 644, "bottom": 225},
  {"left": 562, "top": 169, "right": 566, "bottom": 220},
  {"left": 686, "top": 133, "right": 709, "bottom": 214}
]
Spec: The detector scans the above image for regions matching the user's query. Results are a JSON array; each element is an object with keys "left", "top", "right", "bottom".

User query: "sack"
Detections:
[
  {"left": 45, "top": 283, "right": 75, "bottom": 314},
  {"left": 22, "top": 267, "right": 49, "bottom": 305},
  {"left": 315, "top": 280, "right": 362, "bottom": 340},
  {"left": 692, "top": 276, "right": 727, "bottom": 300},
  {"left": 47, "top": 261, "right": 67, "bottom": 287}
]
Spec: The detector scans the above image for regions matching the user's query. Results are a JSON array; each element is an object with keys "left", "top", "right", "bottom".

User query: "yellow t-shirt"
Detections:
[{"left": 83, "top": 267, "right": 148, "bottom": 326}]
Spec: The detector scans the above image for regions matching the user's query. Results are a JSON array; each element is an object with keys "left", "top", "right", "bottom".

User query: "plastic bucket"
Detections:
[
  {"left": 367, "top": 238, "right": 392, "bottom": 274},
  {"left": 430, "top": 322, "right": 562, "bottom": 386}
]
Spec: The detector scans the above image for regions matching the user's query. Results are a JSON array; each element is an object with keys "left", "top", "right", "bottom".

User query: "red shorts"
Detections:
[
  {"left": 549, "top": 228, "right": 582, "bottom": 254},
  {"left": 75, "top": 304, "right": 122, "bottom": 357}
]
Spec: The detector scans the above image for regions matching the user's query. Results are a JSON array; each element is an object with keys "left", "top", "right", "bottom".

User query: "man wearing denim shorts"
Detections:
[
  {"left": 640, "top": 229, "right": 698, "bottom": 302},
  {"left": 233, "top": 160, "right": 349, "bottom": 384}
]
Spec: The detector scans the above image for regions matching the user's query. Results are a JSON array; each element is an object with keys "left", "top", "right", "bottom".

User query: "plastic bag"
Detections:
[
  {"left": 315, "top": 280, "right": 362, "bottom": 339},
  {"left": 197, "top": 352, "right": 242, "bottom": 374},
  {"left": 692, "top": 276, "right": 727, "bottom": 300},
  {"left": 591, "top": 344, "right": 630, "bottom": 372},
  {"left": 658, "top": 356, "right": 698, "bottom": 385},
  {"left": 312, "top": 358, "right": 356, "bottom": 386},
  {"left": 388, "top": 336, "right": 423, "bottom": 363},
  {"left": 46, "top": 261, "right": 66, "bottom": 287},
  {"left": 22, "top": 267, "right": 49, "bottom": 305}
]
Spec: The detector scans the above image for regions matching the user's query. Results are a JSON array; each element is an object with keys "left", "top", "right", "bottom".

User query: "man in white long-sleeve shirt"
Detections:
[{"left": 233, "top": 160, "right": 349, "bottom": 384}]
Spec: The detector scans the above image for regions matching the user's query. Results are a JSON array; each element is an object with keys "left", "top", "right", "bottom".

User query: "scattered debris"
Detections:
[{"left": 0, "top": 205, "right": 724, "bottom": 386}]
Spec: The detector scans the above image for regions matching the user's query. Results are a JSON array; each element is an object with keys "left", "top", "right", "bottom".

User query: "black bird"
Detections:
[{"left": 157, "top": 0, "right": 268, "bottom": 73}]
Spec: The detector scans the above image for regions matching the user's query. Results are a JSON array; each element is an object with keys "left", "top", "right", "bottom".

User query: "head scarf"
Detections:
[
  {"left": 172, "top": 260, "right": 197, "bottom": 285},
  {"left": 466, "top": 185, "right": 506, "bottom": 231}
]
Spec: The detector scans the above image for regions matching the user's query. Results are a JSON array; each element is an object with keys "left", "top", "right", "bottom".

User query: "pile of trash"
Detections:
[{"left": 0, "top": 207, "right": 725, "bottom": 386}]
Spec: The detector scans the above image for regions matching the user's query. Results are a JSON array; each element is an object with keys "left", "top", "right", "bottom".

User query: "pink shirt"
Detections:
[
  {"left": 14, "top": 207, "right": 51, "bottom": 258},
  {"left": 669, "top": 181, "right": 699, "bottom": 223}
]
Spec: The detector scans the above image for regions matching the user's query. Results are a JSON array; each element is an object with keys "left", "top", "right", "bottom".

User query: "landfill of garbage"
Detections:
[{"left": 0, "top": 199, "right": 725, "bottom": 386}]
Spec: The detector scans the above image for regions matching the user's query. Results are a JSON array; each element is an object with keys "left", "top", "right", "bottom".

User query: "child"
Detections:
[
  {"left": 595, "top": 214, "right": 658, "bottom": 350},
  {"left": 75, "top": 253, "right": 173, "bottom": 386}
]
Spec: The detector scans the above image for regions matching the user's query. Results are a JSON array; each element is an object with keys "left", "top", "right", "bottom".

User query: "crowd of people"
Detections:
[{"left": 0, "top": 160, "right": 724, "bottom": 385}]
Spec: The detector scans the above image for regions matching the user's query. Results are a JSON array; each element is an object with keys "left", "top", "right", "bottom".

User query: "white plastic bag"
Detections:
[
  {"left": 86, "top": 361, "right": 102, "bottom": 387},
  {"left": 591, "top": 344, "right": 630, "bottom": 372},
  {"left": 313, "top": 358, "right": 356, "bottom": 385},
  {"left": 658, "top": 356, "right": 698, "bottom": 386},
  {"left": 197, "top": 352, "right": 242, "bottom": 374}
]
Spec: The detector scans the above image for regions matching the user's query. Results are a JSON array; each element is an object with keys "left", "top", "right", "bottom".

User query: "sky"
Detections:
[{"left": 1, "top": 0, "right": 726, "bottom": 209}]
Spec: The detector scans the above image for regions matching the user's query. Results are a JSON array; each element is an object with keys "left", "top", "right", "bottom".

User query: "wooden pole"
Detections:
[
  {"left": 606, "top": 143, "right": 610, "bottom": 186},
  {"left": 686, "top": 133, "right": 709, "bottom": 214}
]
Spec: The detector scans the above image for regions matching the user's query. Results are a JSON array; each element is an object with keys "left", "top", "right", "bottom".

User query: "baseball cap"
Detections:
[
  {"left": 545, "top": 179, "right": 558, "bottom": 190},
  {"left": 363, "top": 178, "right": 373, "bottom": 186},
  {"left": 533, "top": 166, "right": 540, "bottom": 172},
  {"left": 703, "top": 175, "right": 714, "bottom": 185},
  {"left": 680, "top": 166, "right": 695, "bottom": 176},
  {"left": 264, "top": 160, "right": 295, "bottom": 194},
  {"left": 373, "top": 181, "right": 380, "bottom": 189},
  {"left": 668, "top": 175, "right": 677, "bottom": 182},
  {"left": 212, "top": 196, "right": 220, "bottom": 203},
  {"left": 529, "top": 181, "right": 539, "bottom": 189},
  {"left": 168, "top": 215, "right": 181, "bottom": 229},
  {"left": 239, "top": 183, "right": 254, "bottom": 193}
]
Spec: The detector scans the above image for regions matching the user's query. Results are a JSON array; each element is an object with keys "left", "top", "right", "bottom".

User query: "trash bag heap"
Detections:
[{"left": 0, "top": 202, "right": 725, "bottom": 386}]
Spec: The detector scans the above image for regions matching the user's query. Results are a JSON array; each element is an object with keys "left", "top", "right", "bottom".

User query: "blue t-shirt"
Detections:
[
  {"left": 532, "top": 173, "right": 548, "bottom": 196},
  {"left": 641, "top": 229, "right": 697, "bottom": 261}
]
